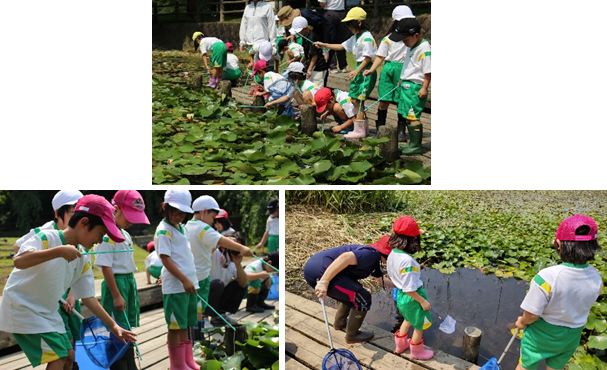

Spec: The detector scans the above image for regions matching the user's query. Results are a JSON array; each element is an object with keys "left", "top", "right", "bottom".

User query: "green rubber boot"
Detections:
[{"left": 399, "top": 124, "right": 423, "bottom": 155}]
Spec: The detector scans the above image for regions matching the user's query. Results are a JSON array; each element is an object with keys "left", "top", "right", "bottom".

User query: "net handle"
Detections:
[
  {"left": 497, "top": 329, "right": 519, "bottom": 365},
  {"left": 319, "top": 298, "right": 334, "bottom": 350},
  {"left": 59, "top": 298, "right": 85, "bottom": 320}
]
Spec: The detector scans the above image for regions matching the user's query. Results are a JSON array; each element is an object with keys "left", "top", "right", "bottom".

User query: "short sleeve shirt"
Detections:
[
  {"left": 244, "top": 259, "right": 264, "bottom": 275},
  {"left": 296, "top": 80, "right": 319, "bottom": 99},
  {"left": 376, "top": 36, "right": 407, "bottom": 63},
  {"left": 199, "top": 37, "right": 222, "bottom": 55},
  {"left": 145, "top": 250, "right": 163, "bottom": 268},
  {"left": 399, "top": 39, "right": 431, "bottom": 85},
  {"left": 226, "top": 53, "right": 240, "bottom": 70},
  {"left": 209, "top": 249, "right": 237, "bottom": 286},
  {"left": 341, "top": 31, "right": 376, "bottom": 62},
  {"left": 266, "top": 216, "right": 279, "bottom": 235},
  {"left": 335, "top": 90, "right": 356, "bottom": 118},
  {"left": 186, "top": 219, "right": 222, "bottom": 281},
  {"left": 386, "top": 249, "right": 423, "bottom": 292},
  {"left": 520, "top": 264, "right": 603, "bottom": 328},
  {"left": 302, "top": 30, "right": 329, "bottom": 71},
  {"left": 155, "top": 220, "right": 198, "bottom": 294},
  {"left": 15, "top": 220, "right": 57, "bottom": 248},
  {"left": 94, "top": 229, "right": 137, "bottom": 274},
  {"left": 0, "top": 230, "right": 95, "bottom": 334},
  {"left": 288, "top": 42, "right": 304, "bottom": 58}
]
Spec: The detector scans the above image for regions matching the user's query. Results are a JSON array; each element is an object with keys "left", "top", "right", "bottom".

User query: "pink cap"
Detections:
[
  {"left": 216, "top": 209, "right": 229, "bottom": 219},
  {"left": 147, "top": 241, "right": 154, "bottom": 253},
  {"left": 112, "top": 190, "right": 150, "bottom": 225},
  {"left": 252, "top": 59, "right": 268, "bottom": 75},
  {"left": 393, "top": 216, "right": 423, "bottom": 236},
  {"left": 75, "top": 195, "right": 124, "bottom": 243},
  {"left": 370, "top": 235, "right": 392, "bottom": 256},
  {"left": 556, "top": 214, "right": 598, "bottom": 241},
  {"left": 225, "top": 42, "right": 234, "bottom": 51}
]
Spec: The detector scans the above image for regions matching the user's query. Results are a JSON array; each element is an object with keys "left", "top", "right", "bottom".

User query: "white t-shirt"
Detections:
[
  {"left": 186, "top": 219, "right": 222, "bottom": 281},
  {"left": 266, "top": 216, "right": 279, "bottom": 235},
  {"left": 145, "top": 250, "right": 163, "bottom": 268},
  {"left": 155, "top": 220, "right": 198, "bottom": 294},
  {"left": 244, "top": 259, "right": 264, "bottom": 275},
  {"left": 263, "top": 72, "right": 294, "bottom": 99},
  {"left": 199, "top": 37, "right": 222, "bottom": 55},
  {"left": 295, "top": 80, "right": 319, "bottom": 99},
  {"left": 0, "top": 230, "right": 95, "bottom": 334},
  {"left": 319, "top": 0, "right": 345, "bottom": 10},
  {"left": 341, "top": 30, "right": 376, "bottom": 62},
  {"left": 376, "top": 36, "right": 407, "bottom": 63},
  {"left": 221, "top": 227, "right": 236, "bottom": 236},
  {"left": 226, "top": 53, "right": 240, "bottom": 70},
  {"left": 335, "top": 89, "right": 356, "bottom": 118},
  {"left": 209, "top": 249, "right": 237, "bottom": 286},
  {"left": 387, "top": 249, "right": 423, "bottom": 293},
  {"left": 94, "top": 229, "right": 137, "bottom": 274},
  {"left": 399, "top": 39, "right": 431, "bottom": 85},
  {"left": 276, "top": 24, "right": 286, "bottom": 38},
  {"left": 520, "top": 264, "right": 603, "bottom": 328},
  {"left": 288, "top": 42, "right": 304, "bottom": 58},
  {"left": 15, "top": 220, "right": 57, "bottom": 248}
]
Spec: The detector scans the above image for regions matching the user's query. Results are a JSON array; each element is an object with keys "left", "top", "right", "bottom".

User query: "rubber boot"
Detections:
[
  {"left": 345, "top": 309, "right": 374, "bottom": 343},
  {"left": 400, "top": 124, "right": 423, "bottom": 155},
  {"left": 182, "top": 340, "right": 201, "bottom": 370},
  {"left": 374, "top": 109, "right": 387, "bottom": 138},
  {"left": 344, "top": 119, "right": 367, "bottom": 139},
  {"left": 394, "top": 330, "right": 409, "bottom": 354},
  {"left": 207, "top": 77, "right": 218, "bottom": 88},
  {"left": 397, "top": 113, "right": 407, "bottom": 142},
  {"left": 363, "top": 118, "right": 370, "bottom": 137},
  {"left": 246, "top": 293, "right": 265, "bottom": 313},
  {"left": 409, "top": 339, "right": 434, "bottom": 360},
  {"left": 257, "top": 289, "right": 275, "bottom": 310},
  {"left": 168, "top": 343, "right": 191, "bottom": 370},
  {"left": 333, "top": 302, "right": 349, "bottom": 330}
]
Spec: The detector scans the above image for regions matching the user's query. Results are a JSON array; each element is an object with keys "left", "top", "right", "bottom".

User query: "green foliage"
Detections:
[{"left": 286, "top": 190, "right": 412, "bottom": 213}]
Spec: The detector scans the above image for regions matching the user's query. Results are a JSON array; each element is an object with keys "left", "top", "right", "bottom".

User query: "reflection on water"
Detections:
[{"left": 365, "top": 268, "right": 529, "bottom": 370}]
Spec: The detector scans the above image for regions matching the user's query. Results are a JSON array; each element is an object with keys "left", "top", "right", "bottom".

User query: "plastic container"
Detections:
[
  {"left": 75, "top": 340, "right": 106, "bottom": 370},
  {"left": 267, "top": 275, "right": 279, "bottom": 300}
]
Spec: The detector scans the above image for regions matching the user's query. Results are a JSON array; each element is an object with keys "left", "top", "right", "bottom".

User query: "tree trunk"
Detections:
[
  {"left": 193, "top": 74, "right": 203, "bottom": 89},
  {"left": 378, "top": 125, "right": 398, "bottom": 162},
  {"left": 462, "top": 326, "right": 482, "bottom": 364},
  {"left": 253, "top": 96, "right": 266, "bottom": 113},
  {"left": 219, "top": 80, "right": 232, "bottom": 99},
  {"left": 300, "top": 104, "right": 317, "bottom": 135}
]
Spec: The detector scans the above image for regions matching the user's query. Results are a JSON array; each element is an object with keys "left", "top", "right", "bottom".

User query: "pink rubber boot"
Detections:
[
  {"left": 207, "top": 77, "right": 218, "bottom": 88},
  {"left": 409, "top": 339, "right": 434, "bottom": 360},
  {"left": 394, "top": 330, "right": 409, "bottom": 354},
  {"left": 344, "top": 119, "right": 367, "bottom": 139},
  {"left": 182, "top": 340, "right": 201, "bottom": 370},
  {"left": 168, "top": 343, "right": 192, "bottom": 370}
]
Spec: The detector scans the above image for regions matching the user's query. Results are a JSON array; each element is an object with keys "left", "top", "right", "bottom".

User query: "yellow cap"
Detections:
[
  {"left": 192, "top": 32, "right": 204, "bottom": 41},
  {"left": 342, "top": 7, "right": 367, "bottom": 22}
]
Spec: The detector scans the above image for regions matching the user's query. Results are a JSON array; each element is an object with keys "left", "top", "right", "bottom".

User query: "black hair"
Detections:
[
  {"left": 266, "top": 251, "right": 279, "bottom": 270},
  {"left": 388, "top": 232, "right": 421, "bottom": 254},
  {"left": 149, "top": 246, "right": 156, "bottom": 253},
  {"left": 68, "top": 211, "right": 105, "bottom": 230},
  {"left": 346, "top": 19, "right": 370, "bottom": 33},
  {"left": 214, "top": 217, "right": 233, "bottom": 231},
  {"left": 288, "top": 71, "right": 306, "bottom": 82},
  {"left": 384, "top": 20, "right": 397, "bottom": 39},
  {"left": 558, "top": 225, "right": 601, "bottom": 265},
  {"left": 160, "top": 203, "right": 189, "bottom": 224},
  {"left": 54, "top": 204, "right": 75, "bottom": 225},
  {"left": 223, "top": 230, "right": 246, "bottom": 248}
]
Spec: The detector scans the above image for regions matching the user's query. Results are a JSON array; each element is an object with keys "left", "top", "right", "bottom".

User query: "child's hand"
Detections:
[
  {"left": 239, "top": 44, "right": 245, "bottom": 52},
  {"left": 265, "top": 102, "right": 273, "bottom": 109},
  {"left": 320, "top": 111, "right": 329, "bottom": 122},
  {"left": 420, "top": 299, "right": 431, "bottom": 311},
  {"left": 182, "top": 278, "right": 197, "bottom": 294},
  {"left": 63, "top": 295, "right": 75, "bottom": 314},
  {"left": 418, "top": 87, "right": 428, "bottom": 99},
  {"left": 231, "top": 253, "right": 243, "bottom": 265},
  {"left": 314, "top": 42, "right": 324, "bottom": 49},
  {"left": 240, "top": 246, "right": 253, "bottom": 257},
  {"left": 362, "top": 70, "right": 372, "bottom": 77},
  {"left": 114, "top": 296, "right": 126, "bottom": 312},
  {"left": 265, "top": 276, "right": 272, "bottom": 288},
  {"left": 255, "top": 242, "right": 263, "bottom": 250},
  {"left": 332, "top": 124, "right": 343, "bottom": 133},
  {"left": 111, "top": 325, "right": 137, "bottom": 344},
  {"left": 515, "top": 316, "right": 527, "bottom": 330},
  {"left": 260, "top": 271, "right": 270, "bottom": 281},
  {"left": 247, "top": 62, "right": 253, "bottom": 70},
  {"left": 58, "top": 246, "right": 81, "bottom": 262},
  {"left": 346, "top": 71, "right": 358, "bottom": 79}
]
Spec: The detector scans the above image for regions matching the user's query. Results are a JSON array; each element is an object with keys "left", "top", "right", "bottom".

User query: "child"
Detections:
[
  {"left": 192, "top": 32, "right": 228, "bottom": 88},
  {"left": 145, "top": 241, "right": 163, "bottom": 285},
  {"left": 186, "top": 196, "right": 253, "bottom": 323},
  {"left": 155, "top": 190, "right": 200, "bottom": 370},
  {"left": 314, "top": 87, "right": 358, "bottom": 133},
  {"left": 386, "top": 215, "right": 434, "bottom": 360},
  {"left": 277, "top": 38, "right": 305, "bottom": 67},
  {"left": 252, "top": 60, "right": 295, "bottom": 116},
  {"left": 390, "top": 18, "right": 430, "bottom": 155},
  {"left": 95, "top": 190, "right": 150, "bottom": 370},
  {"left": 285, "top": 62, "right": 319, "bottom": 106},
  {"left": 315, "top": 7, "right": 377, "bottom": 120},
  {"left": 221, "top": 42, "right": 242, "bottom": 87},
  {"left": 515, "top": 214, "right": 603, "bottom": 370},
  {"left": 256, "top": 198, "right": 279, "bottom": 253},
  {"left": 214, "top": 209, "right": 235, "bottom": 235},
  {"left": 363, "top": 6, "right": 413, "bottom": 140},
  {"left": 0, "top": 194, "right": 136, "bottom": 369},
  {"left": 244, "top": 251, "right": 279, "bottom": 313},
  {"left": 289, "top": 16, "right": 329, "bottom": 88},
  {"left": 247, "top": 40, "right": 276, "bottom": 72}
]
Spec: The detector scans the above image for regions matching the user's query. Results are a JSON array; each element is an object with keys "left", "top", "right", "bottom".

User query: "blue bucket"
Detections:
[
  {"left": 267, "top": 275, "right": 279, "bottom": 300},
  {"left": 75, "top": 340, "right": 106, "bottom": 370}
]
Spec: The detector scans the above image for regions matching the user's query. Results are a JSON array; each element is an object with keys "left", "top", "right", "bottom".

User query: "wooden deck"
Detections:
[
  {"left": 0, "top": 296, "right": 279, "bottom": 370},
  {"left": 285, "top": 292, "right": 478, "bottom": 370}
]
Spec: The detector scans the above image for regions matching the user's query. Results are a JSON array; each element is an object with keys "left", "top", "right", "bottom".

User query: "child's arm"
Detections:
[
  {"left": 363, "top": 55, "right": 386, "bottom": 76},
  {"left": 62, "top": 289, "right": 76, "bottom": 314},
  {"left": 217, "top": 236, "right": 253, "bottom": 257},
  {"left": 256, "top": 231, "right": 270, "bottom": 250},
  {"left": 231, "top": 254, "right": 248, "bottom": 288},
  {"left": 315, "top": 42, "right": 345, "bottom": 51},
  {"left": 515, "top": 310, "right": 539, "bottom": 329},
  {"left": 160, "top": 255, "right": 196, "bottom": 294},
  {"left": 347, "top": 55, "right": 372, "bottom": 79},
  {"left": 419, "top": 73, "right": 431, "bottom": 99},
  {"left": 202, "top": 55, "right": 211, "bottom": 71},
  {"left": 253, "top": 85, "right": 268, "bottom": 97},
  {"left": 406, "top": 290, "right": 431, "bottom": 311},
  {"left": 332, "top": 116, "right": 356, "bottom": 133},
  {"left": 14, "top": 246, "right": 81, "bottom": 270},
  {"left": 146, "top": 266, "right": 151, "bottom": 284},
  {"left": 100, "top": 266, "right": 126, "bottom": 312},
  {"left": 373, "top": 276, "right": 396, "bottom": 289},
  {"left": 306, "top": 54, "right": 318, "bottom": 78},
  {"left": 81, "top": 297, "right": 137, "bottom": 344},
  {"left": 247, "top": 271, "right": 270, "bottom": 281},
  {"left": 265, "top": 94, "right": 290, "bottom": 108},
  {"left": 315, "top": 252, "right": 357, "bottom": 298}
]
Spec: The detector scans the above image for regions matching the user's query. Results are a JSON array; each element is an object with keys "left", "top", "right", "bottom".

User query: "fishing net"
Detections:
[
  {"left": 439, "top": 315, "right": 456, "bottom": 334},
  {"left": 79, "top": 315, "right": 130, "bottom": 368},
  {"left": 266, "top": 78, "right": 294, "bottom": 117},
  {"left": 479, "top": 357, "right": 499, "bottom": 370},
  {"left": 322, "top": 348, "right": 363, "bottom": 370}
]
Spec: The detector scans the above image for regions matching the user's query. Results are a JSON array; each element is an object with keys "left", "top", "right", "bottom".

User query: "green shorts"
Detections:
[
  {"left": 349, "top": 62, "right": 377, "bottom": 101},
  {"left": 196, "top": 276, "right": 211, "bottom": 314},
  {"left": 268, "top": 234, "right": 279, "bottom": 253},
  {"left": 397, "top": 80, "right": 427, "bottom": 121},
  {"left": 520, "top": 317, "right": 583, "bottom": 370},
  {"left": 13, "top": 332, "right": 72, "bottom": 367},
  {"left": 378, "top": 61, "right": 403, "bottom": 102},
  {"left": 58, "top": 290, "right": 82, "bottom": 341},
  {"left": 211, "top": 42, "right": 227, "bottom": 68},
  {"left": 248, "top": 276, "right": 272, "bottom": 294},
  {"left": 222, "top": 68, "right": 242, "bottom": 81},
  {"left": 101, "top": 273, "right": 140, "bottom": 328},
  {"left": 163, "top": 292, "right": 198, "bottom": 330},
  {"left": 396, "top": 286, "right": 432, "bottom": 331},
  {"left": 150, "top": 265, "right": 162, "bottom": 279}
]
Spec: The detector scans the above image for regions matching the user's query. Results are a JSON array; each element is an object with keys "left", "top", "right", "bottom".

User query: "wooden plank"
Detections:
[
  {"left": 286, "top": 354, "right": 313, "bottom": 370},
  {"left": 285, "top": 328, "right": 330, "bottom": 370}
]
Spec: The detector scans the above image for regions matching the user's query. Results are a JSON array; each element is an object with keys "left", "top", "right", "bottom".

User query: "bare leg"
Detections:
[
  {"left": 398, "top": 320, "right": 411, "bottom": 336},
  {"left": 62, "top": 348, "right": 75, "bottom": 370},
  {"left": 411, "top": 329, "right": 424, "bottom": 344},
  {"left": 46, "top": 358, "right": 67, "bottom": 370},
  {"left": 167, "top": 329, "right": 181, "bottom": 346},
  {"left": 378, "top": 101, "right": 390, "bottom": 111}
]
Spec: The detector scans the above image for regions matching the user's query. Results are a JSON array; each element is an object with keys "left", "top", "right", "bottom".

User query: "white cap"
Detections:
[
  {"left": 52, "top": 190, "right": 83, "bottom": 211},
  {"left": 192, "top": 195, "right": 221, "bottom": 212},
  {"left": 259, "top": 41, "right": 273, "bottom": 61},
  {"left": 164, "top": 190, "right": 193, "bottom": 213},
  {"left": 392, "top": 5, "right": 415, "bottom": 21},
  {"left": 275, "top": 15, "right": 279, "bottom": 21},
  {"left": 290, "top": 16, "right": 308, "bottom": 34},
  {"left": 286, "top": 61, "right": 305, "bottom": 74}
]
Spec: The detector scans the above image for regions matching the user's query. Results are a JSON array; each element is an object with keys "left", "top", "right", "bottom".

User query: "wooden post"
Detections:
[
  {"left": 300, "top": 104, "right": 317, "bottom": 135},
  {"left": 219, "top": 80, "right": 232, "bottom": 99},
  {"left": 220, "top": 0, "right": 225, "bottom": 22},
  {"left": 193, "top": 74, "right": 203, "bottom": 89},
  {"left": 224, "top": 324, "right": 248, "bottom": 356},
  {"left": 253, "top": 96, "right": 266, "bottom": 113},
  {"left": 378, "top": 125, "right": 398, "bottom": 162},
  {"left": 462, "top": 326, "right": 482, "bottom": 364}
]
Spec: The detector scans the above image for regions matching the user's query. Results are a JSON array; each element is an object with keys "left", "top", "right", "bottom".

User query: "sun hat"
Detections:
[
  {"left": 285, "top": 62, "right": 305, "bottom": 74},
  {"left": 252, "top": 59, "right": 269, "bottom": 75},
  {"left": 556, "top": 214, "right": 598, "bottom": 241},
  {"left": 389, "top": 18, "right": 421, "bottom": 42},
  {"left": 164, "top": 190, "right": 193, "bottom": 213},
  {"left": 314, "top": 87, "right": 333, "bottom": 113},
  {"left": 192, "top": 195, "right": 221, "bottom": 213},
  {"left": 370, "top": 235, "right": 393, "bottom": 256},
  {"left": 266, "top": 198, "right": 279, "bottom": 214},
  {"left": 112, "top": 190, "right": 150, "bottom": 225},
  {"left": 392, "top": 5, "right": 415, "bottom": 21},
  {"left": 75, "top": 194, "right": 125, "bottom": 243},
  {"left": 258, "top": 41, "right": 273, "bottom": 61},
  {"left": 52, "top": 190, "right": 84, "bottom": 211},
  {"left": 147, "top": 241, "right": 154, "bottom": 253},
  {"left": 393, "top": 216, "right": 423, "bottom": 236},
  {"left": 192, "top": 31, "right": 204, "bottom": 41},
  {"left": 290, "top": 16, "right": 308, "bottom": 34},
  {"left": 215, "top": 209, "right": 229, "bottom": 219},
  {"left": 277, "top": 6, "right": 301, "bottom": 26},
  {"left": 342, "top": 7, "right": 367, "bottom": 22},
  {"left": 225, "top": 42, "right": 234, "bottom": 51}
]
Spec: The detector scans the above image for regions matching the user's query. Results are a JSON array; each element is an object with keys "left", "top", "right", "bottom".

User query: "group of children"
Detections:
[
  {"left": 307, "top": 213, "right": 603, "bottom": 370},
  {"left": 0, "top": 190, "right": 280, "bottom": 370}
]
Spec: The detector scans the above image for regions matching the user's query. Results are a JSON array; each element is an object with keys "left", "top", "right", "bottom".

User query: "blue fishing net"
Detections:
[
  {"left": 267, "top": 79, "right": 294, "bottom": 117},
  {"left": 322, "top": 348, "right": 362, "bottom": 370},
  {"left": 79, "top": 315, "right": 130, "bottom": 368},
  {"left": 479, "top": 357, "right": 499, "bottom": 370}
]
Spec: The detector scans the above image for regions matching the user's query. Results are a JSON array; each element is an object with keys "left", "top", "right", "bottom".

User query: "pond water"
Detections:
[{"left": 364, "top": 268, "right": 529, "bottom": 370}]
